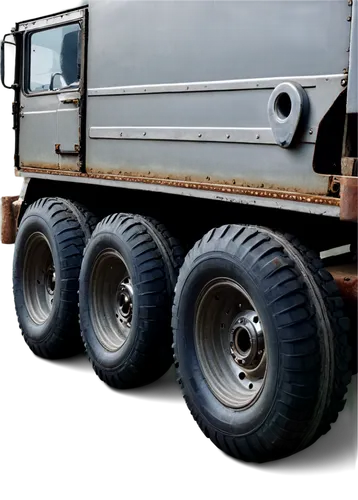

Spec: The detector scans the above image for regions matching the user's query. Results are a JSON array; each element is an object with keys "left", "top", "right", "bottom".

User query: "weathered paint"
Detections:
[
  {"left": 328, "top": 263, "right": 358, "bottom": 306},
  {"left": 18, "top": 15, "right": 84, "bottom": 174},
  {"left": 340, "top": 176, "right": 358, "bottom": 222},
  {"left": 19, "top": 166, "right": 340, "bottom": 208},
  {"left": 85, "top": 165, "right": 329, "bottom": 196},
  {"left": 9, "top": 1, "right": 356, "bottom": 217},
  {"left": 84, "top": 0, "right": 350, "bottom": 197},
  {"left": 1, "top": 196, "right": 21, "bottom": 244},
  {"left": 20, "top": 161, "right": 80, "bottom": 172},
  {"left": 341, "top": 157, "right": 357, "bottom": 176}
]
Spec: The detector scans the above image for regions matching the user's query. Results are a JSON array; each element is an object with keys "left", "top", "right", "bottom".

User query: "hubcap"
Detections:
[
  {"left": 195, "top": 278, "right": 267, "bottom": 408},
  {"left": 23, "top": 232, "right": 56, "bottom": 326},
  {"left": 90, "top": 249, "right": 133, "bottom": 352}
]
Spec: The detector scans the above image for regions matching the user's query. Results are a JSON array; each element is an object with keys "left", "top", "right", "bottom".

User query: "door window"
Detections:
[{"left": 28, "top": 23, "right": 81, "bottom": 93}]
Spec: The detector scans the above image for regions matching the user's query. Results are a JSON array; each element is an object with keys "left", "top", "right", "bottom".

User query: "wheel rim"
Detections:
[
  {"left": 90, "top": 249, "right": 133, "bottom": 352},
  {"left": 195, "top": 278, "right": 267, "bottom": 409},
  {"left": 23, "top": 232, "right": 56, "bottom": 325}
]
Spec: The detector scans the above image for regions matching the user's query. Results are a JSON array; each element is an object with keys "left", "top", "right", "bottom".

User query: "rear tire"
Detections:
[
  {"left": 172, "top": 225, "right": 351, "bottom": 462},
  {"left": 13, "top": 198, "right": 96, "bottom": 359},
  {"left": 79, "top": 213, "right": 184, "bottom": 389}
]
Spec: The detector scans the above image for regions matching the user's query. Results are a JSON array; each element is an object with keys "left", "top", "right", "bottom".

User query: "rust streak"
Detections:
[
  {"left": 85, "top": 166, "right": 329, "bottom": 195},
  {"left": 21, "top": 161, "right": 80, "bottom": 173},
  {"left": 1, "top": 196, "right": 21, "bottom": 244},
  {"left": 22, "top": 162, "right": 62, "bottom": 171},
  {"left": 19, "top": 166, "right": 341, "bottom": 207}
]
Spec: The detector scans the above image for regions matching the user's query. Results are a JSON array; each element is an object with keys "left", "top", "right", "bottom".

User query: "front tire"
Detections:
[
  {"left": 13, "top": 198, "right": 96, "bottom": 359},
  {"left": 173, "top": 225, "right": 351, "bottom": 462}
]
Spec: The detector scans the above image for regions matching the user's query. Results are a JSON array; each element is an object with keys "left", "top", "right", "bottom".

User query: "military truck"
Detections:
[{"left": 1, "top": 0, "right": 357, "bottom": 463}]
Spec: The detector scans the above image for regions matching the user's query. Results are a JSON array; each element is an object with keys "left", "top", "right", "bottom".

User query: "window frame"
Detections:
[{"left": 23, "top": 20, "right": 82, "bottom": 97}]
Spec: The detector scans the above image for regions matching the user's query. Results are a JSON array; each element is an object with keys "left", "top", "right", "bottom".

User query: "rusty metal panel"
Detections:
[
  {"left": 340, "top": 176, "right": 358, "bottom": 222},
  {"left": 86, "top": 140, "right": 330, "bottom": 195},
  {"left": 1, "top": 196, "right": 21, "bottom": 244},
  {"left": 328, "top": 263, "right": 358, "bottom": 307},
  {"left": 86, "top": 78, "right": 341, "bottom": 194},
  {"left": 18, "top": 168, "right": 341, "bottom": 219}
]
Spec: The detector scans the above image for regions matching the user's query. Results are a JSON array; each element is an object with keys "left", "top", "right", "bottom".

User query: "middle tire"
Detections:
[{"left": 79, "top": 213, "right": 183, "bottom": 389}]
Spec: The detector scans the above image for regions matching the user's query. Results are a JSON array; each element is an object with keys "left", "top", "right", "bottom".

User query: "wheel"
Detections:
[
  {"left": 13, "top": 198, "right": 97, "bottom": 359},
  {"left": 172, "top": 225, "right": 351, "bottom": 462},
  {"left": 79, "top": 213, "right": 184, "bottom": 389}
]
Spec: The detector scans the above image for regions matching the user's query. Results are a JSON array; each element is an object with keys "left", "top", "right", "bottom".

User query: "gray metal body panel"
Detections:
[
  {"left": 88, "top": 0, "right": 351, "bottom": 86},
  {"left": 84, "top": 0, "right": 352, "bottom": 196},
  {"left": 19, "top": 94, "right": 59, "bottom": 168},
  {"left": 347, "top": 0, "right": 358, "bottom": 113}
]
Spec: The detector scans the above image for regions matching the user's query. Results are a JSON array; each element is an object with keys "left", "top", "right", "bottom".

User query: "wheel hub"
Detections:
[
  {"left": 117, "top": 277, "right": 133, "bottom": 327},
  {"left": 230, "top": 311, "right": 264, "bottom": 370},
  {"left": 45, "top": 266, "right": 56, "bottom": 296}
]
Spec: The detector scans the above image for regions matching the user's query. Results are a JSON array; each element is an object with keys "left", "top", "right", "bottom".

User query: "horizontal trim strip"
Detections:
[
  {"left": 18, "top": 9, "right": 84, "bottom": 31},
  {"left": 18, "top": 167, "right": 340, "bottom": 219},
  {"left": 88, "top": 74, "right": 343, "bottom": 97},
  {"left": 23, "top": 110, "right": 57, "bottom": 116},
  {"left": 89, "top": 126, "right": 317, "bottom": 144}
]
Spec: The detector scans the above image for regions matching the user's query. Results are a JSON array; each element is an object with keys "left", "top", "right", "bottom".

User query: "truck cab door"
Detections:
[{"left": 18, "top": 9, "right": 86, "bottom": 172}]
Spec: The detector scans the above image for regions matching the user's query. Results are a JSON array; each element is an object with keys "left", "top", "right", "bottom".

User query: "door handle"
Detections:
[
  {"left": 55, "top": 144, "right": 79, "bottom": 155},
  {"left": 59, "top": 97, "right": 79, "bottom": 105}
]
